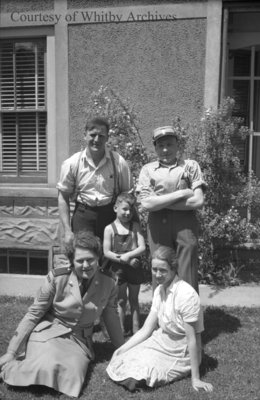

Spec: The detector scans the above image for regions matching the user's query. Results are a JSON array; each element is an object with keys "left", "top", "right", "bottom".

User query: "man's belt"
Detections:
[{"left": 75, "top": 201, "right": 114, "bottom": 212}]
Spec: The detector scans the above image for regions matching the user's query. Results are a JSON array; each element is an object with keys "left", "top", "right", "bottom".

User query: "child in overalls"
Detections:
[{"left": 103, "top": 193, "right": 146, "bottom": 335}]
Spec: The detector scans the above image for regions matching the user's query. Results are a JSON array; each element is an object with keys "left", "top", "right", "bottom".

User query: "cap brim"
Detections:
[{"left": 153, "top": 133, "right": 177, "bottom": 142}]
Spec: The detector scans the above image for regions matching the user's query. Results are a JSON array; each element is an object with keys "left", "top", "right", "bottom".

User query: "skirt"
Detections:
[
  {"left": 107, "top": 328, "right": 191, "bottom": 387},
  {"left": 2, "top": 334, "right": 90, "bottom": 397}
]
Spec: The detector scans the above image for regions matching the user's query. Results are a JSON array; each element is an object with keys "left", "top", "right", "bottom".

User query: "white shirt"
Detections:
[
  {"left": 151, "top": 277, "right": 204, "bottom": 335},
  {"left": 57, "top": 147, "right": 133, "bottom": 206}
]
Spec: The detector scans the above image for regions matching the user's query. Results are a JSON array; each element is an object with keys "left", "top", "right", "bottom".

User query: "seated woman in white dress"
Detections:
[
  {"left": 106, "top": 246, "right": 213, "bottom": 393},
  {"left": 0, "top": 231, "right": 124, "bottom": 398}
]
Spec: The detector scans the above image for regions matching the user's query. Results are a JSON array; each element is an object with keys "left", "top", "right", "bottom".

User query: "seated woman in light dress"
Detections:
[
  {"left": 0, "top": 231, "right": 124, "bottom": 398},
  {"left": 106, "top": 246, "right": 213, "bottom": 393}
]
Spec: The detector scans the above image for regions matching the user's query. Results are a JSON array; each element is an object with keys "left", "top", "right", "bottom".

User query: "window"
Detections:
[
  {"left": 0, "top": 248, "right": 49, "bottom": 275},
  {"left": 226, "top": 12, "right": 260, "bottom": 177},
  {"left": 0, "top": 38, "right": 47, "bottom": 183},
  {"left": 228, "top": 46, "right": 260, "bottom": 173}
]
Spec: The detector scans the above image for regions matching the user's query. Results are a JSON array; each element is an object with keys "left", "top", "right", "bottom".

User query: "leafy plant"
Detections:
[
  {"left": 184, "top": 98, "right": 249, "bottom": 213},
  {"left": 84, "top": 86, "right": 151, "bottom": 184},
  {"left": 182, "top": 98, "right": 260, "bottom": 285},
  {"left": 85, "top": 90, "right": 260, "bottom": 286}
]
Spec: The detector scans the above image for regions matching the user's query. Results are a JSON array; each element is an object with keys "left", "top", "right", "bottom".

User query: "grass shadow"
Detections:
[
  {"left": 5, "top": 384, "right": 61, "bottom": 398},
  {"left": 202, "top": 306, "right": 242, "bottom": 345},
  {"left": 200, "top": 353, "right": 218, "bottom": 377},
  {"left": 93, "top": 340, "right": 115, "bottom": 363}
]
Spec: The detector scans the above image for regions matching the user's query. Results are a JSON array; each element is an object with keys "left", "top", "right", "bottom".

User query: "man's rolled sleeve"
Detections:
[
  {"left": 186, "top": 160, "right": 207, "bottom": 191},
  {"left": 136, "top": 165, "right": 155, "bottom": 201},
  {"left": 56, "top": 159, "right": 76, "bottom": 194}
]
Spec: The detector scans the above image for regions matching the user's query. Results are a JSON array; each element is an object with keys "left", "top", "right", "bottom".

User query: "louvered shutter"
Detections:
[{"left": 0, "top": 39, "right": 47, "bottom": 181}]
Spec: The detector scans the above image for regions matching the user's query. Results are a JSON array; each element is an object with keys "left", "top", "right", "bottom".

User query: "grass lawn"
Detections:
[{"left": 0, "top": 297, "right": 259, "bottom": 400}]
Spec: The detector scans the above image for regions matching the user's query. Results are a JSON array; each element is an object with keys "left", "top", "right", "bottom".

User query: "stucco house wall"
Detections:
[
  {"left": 0, "top": 0, "right": 222, "bottom": 295},
  {"left": 68, "top": 17, "right": 206, "bottom": 152}
]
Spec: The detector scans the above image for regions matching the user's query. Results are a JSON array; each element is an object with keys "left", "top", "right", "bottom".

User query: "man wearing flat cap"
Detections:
[{"left": 137, "top": 126, "right": 206, "bottom": 293}]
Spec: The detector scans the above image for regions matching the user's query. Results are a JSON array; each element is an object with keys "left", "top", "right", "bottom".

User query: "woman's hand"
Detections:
[
  {"left": 192, "top": 378, "right": 213, "bottom": 392},
  {"left": 0, "top": 353, "right": 15, "bottom": 369}
]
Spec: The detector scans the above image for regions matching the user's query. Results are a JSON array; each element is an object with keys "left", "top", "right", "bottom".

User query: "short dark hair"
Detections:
[
  {"left": 115, "top": 192, "right": 136, "bottom": 207},
  {"left": 85, "top": 117, "right": 110, "bottom": 134},
  {"left": 73, "top": 231, "right": 102, "bottom": 258},
  {"left": 152, "top": 246, "right": 178, "bottom": 271}
]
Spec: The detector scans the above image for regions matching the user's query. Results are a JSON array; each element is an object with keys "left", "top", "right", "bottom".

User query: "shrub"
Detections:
[
  {"left": 84, "top": 86, "right": 151, "bottom": 185},
  {"left": 184, "top": 98, "right": 249, "bottom": 213},
  {"left": 85, "top": 89, "right": 260, "bottom": 286},
  {"left": 183, "top": 98, "right": 260, "bottom": 285}
]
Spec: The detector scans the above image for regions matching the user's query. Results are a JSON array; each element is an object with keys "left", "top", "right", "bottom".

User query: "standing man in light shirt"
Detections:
[
  {"left": 57, "top": 117, "right": 133, "bottom": 250},
  {"left": 137, "top": 126, "right": 206, "bottom": 293}
]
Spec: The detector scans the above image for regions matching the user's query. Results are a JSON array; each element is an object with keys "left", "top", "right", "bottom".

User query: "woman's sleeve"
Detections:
[
  {"left": 176, "top": 283, "right": 201, "bottom": 324},
  {"left": 7, "top": 272, "right": 56, "bottom": 356}
]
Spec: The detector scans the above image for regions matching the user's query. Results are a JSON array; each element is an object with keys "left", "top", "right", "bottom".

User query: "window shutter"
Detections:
[
  {"left": 1, "top": 113, "right": 17, "bottom": 173},
  {"left": 0, "top": 42, "right": 15, "bottom": 109},
  {"left": 0, "top": 39, "right": 47, "bottom": 180}
]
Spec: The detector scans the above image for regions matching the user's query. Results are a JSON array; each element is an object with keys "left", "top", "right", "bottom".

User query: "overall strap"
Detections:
[
  {"left": 128, "top": 221, "right": 133, "bottom": 232},
  {"left": 110, "top": 150, "right": 119, "bottom": 204},
  {"left": 111, "top": 222, "right": 118, "bottom": 235},
  {"left": 112, "top": 221, "right": 133, "bottom": 235}
]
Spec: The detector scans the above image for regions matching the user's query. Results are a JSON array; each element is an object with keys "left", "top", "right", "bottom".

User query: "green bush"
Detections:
[
  {"left": 183, "top": 98, "right": 260, "bottom": 285},
  {"left": 85, "top": 86, "right": 151, "bottom": 184},
  {"left": 85, "top": 89, "right": 260, "bottom": 286},
  {"left": 184, "top": 98, "right": 249, "bottom": 213}
]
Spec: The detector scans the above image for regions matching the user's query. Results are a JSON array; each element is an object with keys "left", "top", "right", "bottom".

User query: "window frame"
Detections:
[
  {"left": 0, "top": 244, "right": 52, "bottom": 275},
  {"left": 0, "top": 27, "right": 56, "bottom": 194},
  {"left": 223, "top": 7, "right": 260, "bottom": 176},
  {"left": 227, "top": 44, "right": 260, "bottom": 174}
]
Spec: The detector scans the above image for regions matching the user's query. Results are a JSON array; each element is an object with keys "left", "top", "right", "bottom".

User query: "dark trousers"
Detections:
[
  {"left": 71, "top": 202, "right": 116, "bottom": 241},
  {"left": 148, "top": 209, "right": 199, "bottom": 292}
]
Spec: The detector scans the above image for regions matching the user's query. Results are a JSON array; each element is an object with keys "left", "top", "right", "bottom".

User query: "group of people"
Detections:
[{"left": 0, "top": 117, "right": 213, "bottom": 397}]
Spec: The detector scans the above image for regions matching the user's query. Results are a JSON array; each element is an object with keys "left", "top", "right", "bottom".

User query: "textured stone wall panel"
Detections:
[
  {"left": 47, "top": 198, "right": 59, "bottom": 217},
  {"left": 0, "top": 218, "right": 60, "bottom": 247},
  {"left": 0, "top": 198, "right": 14, "bottom": 217},
  {"left": 0, "top": 198, "right": 60, "bottom": 218},
  {"left": 14, "top": 205, "right": 47, "bottom": 217},
  {"left": 48, "top": 206, "right": 59, "bottom": 217},
  {"left": 0, "top": 206, "right": 14, "bottom": 217}
]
